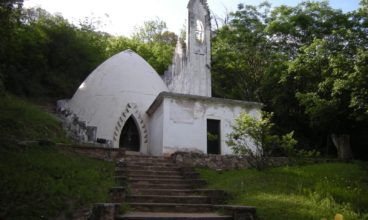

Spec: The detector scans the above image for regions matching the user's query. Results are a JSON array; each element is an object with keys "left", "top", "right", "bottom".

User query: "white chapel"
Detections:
[{"left": 57, "top": 0, "right": 262, "bottom": 156}]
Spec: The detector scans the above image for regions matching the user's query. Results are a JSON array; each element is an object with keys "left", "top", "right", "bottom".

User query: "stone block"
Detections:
[
  {"left": 89, "top": 203, "right": 120, "bottom": 220},
  {"left": 109, "top": 187, "right": 126, "bottom": 203}
]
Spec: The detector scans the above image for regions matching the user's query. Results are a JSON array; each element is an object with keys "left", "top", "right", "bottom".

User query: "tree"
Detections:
[
  {"left": 214, "top": 1, "right": 368, "bottom": 159},
  {"left": 2, "top": 7, "right": 109, "bottom": 98},
  {"left": 0, "top": 0, "right": 23, "bottom": 93},
  {"left": 110, "top": 18, "right": 177, "bottom": 75},
  {"left": 132, "top": 18, "right": 177, "bottom": 46},
  {"left": 291, "top": 38, "right": 367, "bottom": 160},
  {"left": 107, "top": 36, "right": 174, "bottom": 75},
  {"left": 211, "top": 2, "right": 272, "bottom": 101}
]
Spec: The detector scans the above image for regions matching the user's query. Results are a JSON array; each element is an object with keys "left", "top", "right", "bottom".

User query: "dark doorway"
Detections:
[
  {"left": 207, "top": 119, "right": 221, "bottom": 155},
  {"left": 119, "top": 116, "right": 140, "bottom": 151}
]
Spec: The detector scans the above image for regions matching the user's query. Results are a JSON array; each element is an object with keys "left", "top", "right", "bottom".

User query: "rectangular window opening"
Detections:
[{"left": 207, "top": 119, "right": 221, "bottom": 155}]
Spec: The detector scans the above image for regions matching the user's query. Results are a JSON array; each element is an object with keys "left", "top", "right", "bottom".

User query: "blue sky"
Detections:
[{"left": 23, "top": 0, "right": 361, "bottom": 36}]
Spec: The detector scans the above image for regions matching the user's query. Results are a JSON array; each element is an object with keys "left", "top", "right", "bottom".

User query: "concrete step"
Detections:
[
  {"left": 116, "top": 168, "right": 182, "bottom": 177},
  {"left": 128, "top": 203, "right": 215, "bottom": 213},
  {"left": 128, "top": 178, "right": 205, "bottom": 186},
  {"left": 119, "top": 156, "right": 171, "bottom": 163},
  {"left": 123, "top": 165, "right": 181, "bottom": 172},
  {"left": 131, "top": 183, "right": 192, "bottom": 190},
  {"left": 126, "top": 174, "right": 184, "bottom": 180},
  {"left": 127, "top": 195, "right": 210, "bottom": 204},
  {"left": 124, "top": 162, "right": 178, "bottom": 167},
  {"left": 131, "top": 189, "right": 199, "bottom": 196},
  {"left": 116, "top": 212, "right": 232, "bottom": 220}
]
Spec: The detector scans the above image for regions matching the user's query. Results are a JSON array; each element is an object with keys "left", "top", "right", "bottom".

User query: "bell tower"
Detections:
[
  {"left": 163, "top": 0, "right": 212, "bottom": 97},
  {"left": 186, "top": 0, "right": 211, "bottom": 97}
]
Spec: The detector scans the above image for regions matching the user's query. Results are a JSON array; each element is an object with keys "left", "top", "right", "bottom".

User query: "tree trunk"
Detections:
[{"left": 331, "top": 134, "right": 353, "bottom": 161}]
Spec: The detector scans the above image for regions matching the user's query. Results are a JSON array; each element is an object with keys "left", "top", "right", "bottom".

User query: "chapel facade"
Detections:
[{"left": 57, "top": 0, "right": 262, "bottom": 156}]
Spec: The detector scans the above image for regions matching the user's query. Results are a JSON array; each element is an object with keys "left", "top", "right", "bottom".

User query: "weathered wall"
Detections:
[
  {"left": 164, "top": 0, "right": 211, "bottom": 97},
  {"left": 148, "top": 93, "right": 262, "bottom": 156},
  {"left": 148, "top": 103, "right": 164, "bottom": 156}
]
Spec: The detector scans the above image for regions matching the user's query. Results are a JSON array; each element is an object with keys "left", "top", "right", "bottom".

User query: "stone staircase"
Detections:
[{"left": 105, "top": 154, "right": 256, "bottom": 220}]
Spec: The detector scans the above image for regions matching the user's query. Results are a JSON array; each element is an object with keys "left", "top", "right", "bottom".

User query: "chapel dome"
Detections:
[{"left": 67, "top": 50, "right": 168, "bottom": 143}]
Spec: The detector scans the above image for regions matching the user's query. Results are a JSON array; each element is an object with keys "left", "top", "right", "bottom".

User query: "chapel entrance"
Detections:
[
  {"left": 207, "top": 119, "right": 221, "bottom": 155},
  {"left": 119, "top": 116, "right": 140, "bottom": 151}
]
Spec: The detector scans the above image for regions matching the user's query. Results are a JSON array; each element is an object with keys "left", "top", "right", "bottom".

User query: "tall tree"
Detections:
[
  {"left": 211, "top": 2, "right": 272, "bottom": 101},
  {"left": 2, "top": 7, "right": 109, "bottom": 98},
  {"left": 213, "top": 1, "right": 368, "bottom": 158},
  {"left": 121, "top": 18, "right": 177, "bottom": 75},
  {"left": 132, "top": 18, "right": 177, "bottom": 46},
  {"left": 0, "top": 0, "right": 23, "bottom": 93}
]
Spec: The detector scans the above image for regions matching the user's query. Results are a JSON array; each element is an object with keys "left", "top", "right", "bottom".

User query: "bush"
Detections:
[{"left": 227, "top": 111, "right": 297, "bottom": 169}]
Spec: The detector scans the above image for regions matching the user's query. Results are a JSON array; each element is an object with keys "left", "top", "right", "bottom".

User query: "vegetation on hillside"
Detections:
[
  {"left": 199, "top": 163, "right": 368, "bottom": 220},
  {"left": 0, "top": 95, "right": 115, "bottom": 220},
  {"left": 211, "top": 1, "right": 368, "bottom": 159},
  {"left": 0, "top": 1, "right": 176, "bottom": 99},
  {"left": 1, "top": 0, "right": 367, "bottom": 158},
  {"left": 0, "top": 95, "right": 68, "bottom": 143}
]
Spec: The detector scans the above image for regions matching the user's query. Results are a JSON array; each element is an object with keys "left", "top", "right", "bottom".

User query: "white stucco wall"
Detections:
[
  {"left": 148, "top": 94, "right": 262, "bottom": 156},
  {"left": 66, "top": 50, "right": 168, "bottom": 151},
  {"left": 148, "top": 103, "right": 164, "bottom": 156}
]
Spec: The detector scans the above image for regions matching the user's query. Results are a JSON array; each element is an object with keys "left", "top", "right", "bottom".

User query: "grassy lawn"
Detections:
[
  {"left": 0, "top": 95, "right": 116, "bottom": 220},
  {"left": 199, "top": 163, "right": 368, "bottom": 220}
]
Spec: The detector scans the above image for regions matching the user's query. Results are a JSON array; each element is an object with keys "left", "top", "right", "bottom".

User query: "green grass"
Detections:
[
  {"left": 0, "top": 95, "right": 116, "bottom": 219},
  {"left": 0, "top": 94, "right": 69, "bottom": 143},
  {"left": 199, "top": 163, "right": 368, "bottom": 220}
]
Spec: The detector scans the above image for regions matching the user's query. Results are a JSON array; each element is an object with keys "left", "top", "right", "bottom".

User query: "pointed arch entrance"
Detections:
[
  {"left": 112, "top": 103, "right": 148, "bottom": 151},
  {"left": 119, "top": 116, "right": 140, "bottom": 151}
]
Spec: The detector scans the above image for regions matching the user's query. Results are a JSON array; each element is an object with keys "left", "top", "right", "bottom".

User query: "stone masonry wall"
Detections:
[
  {"left": 58, "top": 144, "right": 125, "bottom": 161},
  {"left": 170, "top": 151, "right": 290, "bottom": 170}
]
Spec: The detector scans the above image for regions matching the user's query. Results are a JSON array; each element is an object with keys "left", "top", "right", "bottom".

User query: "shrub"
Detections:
[{"left": 227, "top": 111, "right": 297, "bottom": 169}]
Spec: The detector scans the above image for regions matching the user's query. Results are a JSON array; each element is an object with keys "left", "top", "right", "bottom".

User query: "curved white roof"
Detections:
[{"left": 68, "top": 50, "right": 168, "bottom": 147}]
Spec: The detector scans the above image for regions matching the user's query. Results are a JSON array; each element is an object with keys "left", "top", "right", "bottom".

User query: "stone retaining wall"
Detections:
[
  {"left": 58, "top": 144, "right": 125, "bottom": 161},
  {"left": 170, "top": 151, "right": 289, "bottom": 170}
]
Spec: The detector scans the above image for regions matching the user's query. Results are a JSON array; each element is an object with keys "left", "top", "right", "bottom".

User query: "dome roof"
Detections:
[{"left": 67, "top": 50, "right": 168, "bottom": 143}]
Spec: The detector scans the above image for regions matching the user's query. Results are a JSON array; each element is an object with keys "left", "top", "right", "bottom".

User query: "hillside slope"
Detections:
[{"left": 0, "top": 95, "right": 115, "bottom": 220}]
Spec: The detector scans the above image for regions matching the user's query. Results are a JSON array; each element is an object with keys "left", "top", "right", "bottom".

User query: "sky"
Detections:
[{"left": 23, "top": 0, "right": 361, "bottom": 37}]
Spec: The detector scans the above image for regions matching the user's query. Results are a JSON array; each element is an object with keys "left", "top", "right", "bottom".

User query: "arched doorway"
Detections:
[{"left": 119, "top": 116, "right": 140, "bottom": 151}]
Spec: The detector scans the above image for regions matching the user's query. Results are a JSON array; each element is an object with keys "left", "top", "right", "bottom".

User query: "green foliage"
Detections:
[
  {"left": 211, "top": 2, "right": 272, "bottom": 100},
  {"left": 227, "top": 111, "right": 297, "bottom": 169},
  {"left": 107, "top": 35, "right": 175, "bottom": 75},
  {"left": 207, "top": 132, "right": 218, "bottom": 142},
  {"left": 1, "top": 7, "right": 109, "bottom": 99},
  {"left": 129, "top": 18, "right": 176, "bottom": 74},
  {"left": 132, "top": 18, "right": 177, "bottom": 46},
  {"left": 282, "top": 132, "right": 321, "bottom": 164},
  {"left": 1, "top": 6, "right": 175, "bottom": 99},
  {"left": 213, "top": 0, "right": 368, "bottom": 157},
  {"left": 0, "top": 144, "right": 115, "bottom": 220},
  {"left": 0, "top": 0, "right": 23, "bottom": 94},
  {"left": 199, "top": 163, "right": 368, "bottom": 220}
]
